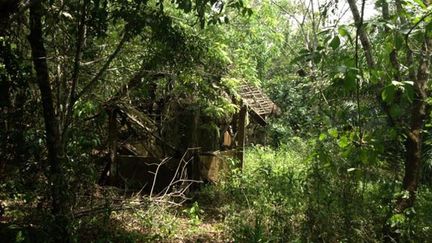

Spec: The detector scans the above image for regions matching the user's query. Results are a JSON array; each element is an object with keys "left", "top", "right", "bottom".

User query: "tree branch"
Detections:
[
  {"left": 67, "top": 0, "right": 87, "bottom": 114},
  {"left": 74, "top": 30, "right": 129, "bottom": 103},
  {"left": 62, "top": 0, "right": 88, "bottom": 136}
]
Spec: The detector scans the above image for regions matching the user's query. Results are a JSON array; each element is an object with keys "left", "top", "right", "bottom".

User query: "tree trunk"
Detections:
[
  {"left": 384, "top": 38, "right": 431, "bottom": 242},
  {"left": 348, "top": 0, "right": 431, "bottom": 240},
  {"left": 347, "top": 0, "right": 375, "bottom": 69},
  {"left": 396, "top": 39, "right": 431, "bottom": 212},
  {"left": 28, "top": 0, "right": 70, "bottom": 239}
]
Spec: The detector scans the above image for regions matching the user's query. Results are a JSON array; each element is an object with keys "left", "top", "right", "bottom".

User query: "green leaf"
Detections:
[
  {"left": 338, "top": 26, "right": 353, "bottom": 44},
  {"left": 370, "top": 70, "right": 383, "bottom": 84},
  {"left": 329, "top": 36, "right": 341, "bottom": 50},
  {"left": 328, "top": 128, "right": 338, "bottom": 138},
  {"left": 338, "top": 135, "right": 350, "bottom": 148},
  {"left": 389, "top": 213, "right": 406, "bottom": 228},
  {"left": 403, "top": 83, "right": 415, "bottom": 102},
  {"left": 388, "top": 128, "right": 398, "bottom": 139},
  {"left": 247, "top": 8, "right": 253, "bottom": 16},
  {"left": 338, "top": 26, "right": 349, "bottom": 36},
  {"left": 385, "top": 23, "right": 396, "bottom": 30},
  {"left": 319, "top": 133, "right": 327, "bottom": 141},
  {"left": 382, "top": 85, "right": 396, "bottom": 103}
]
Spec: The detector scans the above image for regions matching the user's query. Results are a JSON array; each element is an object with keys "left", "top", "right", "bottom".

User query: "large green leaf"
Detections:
[
  {"left": 329, "top": 35, "right": 341, "bottom": 50},
  {"left": 381, "top": 85, "right": 397, "bottom": 104}
]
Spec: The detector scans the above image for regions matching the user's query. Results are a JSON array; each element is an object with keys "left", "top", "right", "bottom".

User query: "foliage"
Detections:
[
  {"left": 193, "top": 138, "right": 431, "bottom": 242},
  {"left": 2, "top": 0, "right": 432, "bottom": 241},
  {"left": 200, "top": 142, "right": 308, "bottom": 242}
]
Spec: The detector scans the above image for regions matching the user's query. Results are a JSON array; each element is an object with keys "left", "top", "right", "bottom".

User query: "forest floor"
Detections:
[
  {"left": 3, "top": 140, "right": 432, "bottom": 242},
  {"left": 74, "top": 143, "right": 309, "bottom": 242},
  {"left": 117, "top": 208, "right": 228, "bottom": 242},
  {"left": 0, "top": 143, "right": 307, "bottom": 242}
]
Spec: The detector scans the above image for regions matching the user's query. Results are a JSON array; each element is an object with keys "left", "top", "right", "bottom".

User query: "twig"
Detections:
[
  {"left": 404, "top": 10, "right": 432, "bottom": 53},
  {"left": 149, "top": 157, "right": 171, "bottom": 198}
]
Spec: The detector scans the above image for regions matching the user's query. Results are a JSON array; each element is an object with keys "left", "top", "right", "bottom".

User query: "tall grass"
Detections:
[
  {"left": 194, "top": 139, "right": 309, "bottom": 242},
  {"left": 195, "top": 137, "right": 432, "bottom": 242}
]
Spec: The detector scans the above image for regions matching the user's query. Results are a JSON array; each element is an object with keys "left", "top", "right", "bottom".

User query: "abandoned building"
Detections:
[{"left": 101, "top": 82, "right": 278, "bottom": 193}]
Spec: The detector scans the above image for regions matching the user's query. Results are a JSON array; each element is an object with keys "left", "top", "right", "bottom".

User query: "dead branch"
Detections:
[{"left": 149, "top": 157, "right": 171, "bottom": 198}]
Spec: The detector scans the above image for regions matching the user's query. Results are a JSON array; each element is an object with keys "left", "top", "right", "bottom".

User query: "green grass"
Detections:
[
  {"left": 194, "top": 139, "right": 310, "bottom": 242},
  {"left": 195, "top": 138, "right": 432, "bottom": 242}
]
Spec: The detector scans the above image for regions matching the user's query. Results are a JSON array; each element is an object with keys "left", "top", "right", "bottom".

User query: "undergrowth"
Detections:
[
  {"left": 2, "top": 138, "right": 432, "bottom": 242},
  {"left": 196, "top": 137, "right": 432, "bottom": 242}
]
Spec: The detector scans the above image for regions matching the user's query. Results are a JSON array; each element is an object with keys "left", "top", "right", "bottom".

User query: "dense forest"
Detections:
[{"left": 1, "top": 0, "right": 432, "bottom": 242}]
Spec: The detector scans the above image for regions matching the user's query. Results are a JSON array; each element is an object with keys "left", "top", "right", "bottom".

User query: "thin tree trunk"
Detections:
[
  {"left": 347, "top": 0, "right": 375, "bottom": 68},
  {"left": 28, "top": 0, "right": 70, "bottom": 239}
]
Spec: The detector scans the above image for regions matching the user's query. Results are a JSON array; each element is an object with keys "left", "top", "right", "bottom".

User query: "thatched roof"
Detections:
[{"left": 238, "top": 83, "right": 278, "bottom": 126}]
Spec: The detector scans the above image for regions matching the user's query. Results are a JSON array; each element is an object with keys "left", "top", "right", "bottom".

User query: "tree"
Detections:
[
  {"left": 346, "top": 0, "right": 431, "bottom": 239},
  {"left": 0, "top": 0, "right": 252, "bottom": 239},
  {"left": 28, "top": 0, "right": 70, "bottom": 238}
]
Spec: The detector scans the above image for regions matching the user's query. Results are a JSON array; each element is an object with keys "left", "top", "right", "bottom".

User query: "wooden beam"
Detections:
[
  {"left": 236, "top": 105, "right": 247, "bottom": 169},
  {"left": 248, "top": 109, "right": 267, "bottom": 126}
]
